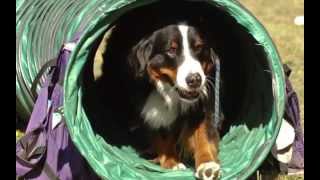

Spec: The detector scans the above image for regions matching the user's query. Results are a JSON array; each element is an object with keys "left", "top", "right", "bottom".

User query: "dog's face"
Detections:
[{"left": 129, "top": 23, "right": 216, "bottom": 105}]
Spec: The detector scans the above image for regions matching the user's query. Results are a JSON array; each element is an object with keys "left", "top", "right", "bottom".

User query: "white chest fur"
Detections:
[{"left": 141, "top": 89, "right": 179, "bottom": 129}]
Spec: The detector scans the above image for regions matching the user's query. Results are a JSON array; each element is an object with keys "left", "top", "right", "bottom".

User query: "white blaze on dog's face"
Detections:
[
  {"left": 145, "top": 23, "right": 215, "bottom": 108},
  {"left": 176, "top": 25, "right": 206, "bottom": 94}
]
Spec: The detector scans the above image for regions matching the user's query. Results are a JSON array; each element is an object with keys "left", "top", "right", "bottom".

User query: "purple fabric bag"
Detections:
[
  {"left": 16, "top": 35, "right": 99, "bottom": 180},
  {"left": 283, "top": 64, "right": 304, "bottom": 172}
]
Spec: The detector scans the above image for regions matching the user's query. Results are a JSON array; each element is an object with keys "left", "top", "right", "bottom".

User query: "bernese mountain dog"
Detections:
[
  {"left": 136, "top": 23, "right": 221, "bottom": 179},
  {"left": 90, "top": 3, "right": 224, "bottom": 180}
]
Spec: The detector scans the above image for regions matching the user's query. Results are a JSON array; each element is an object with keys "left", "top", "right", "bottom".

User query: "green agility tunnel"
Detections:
[{"left": 16, "top": 0, "right": 286, "bottom": 179}]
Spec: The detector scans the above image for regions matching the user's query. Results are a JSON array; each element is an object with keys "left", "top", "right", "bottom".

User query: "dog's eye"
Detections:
[
  {"left": 168, "top": 47, "right": 177, "bottom": 54},
  {"left": 167, "top": 41, "right": 178, "bottom": 56},
  {"left": 194, "top": 43, "right": 204, "bottom": 51}
]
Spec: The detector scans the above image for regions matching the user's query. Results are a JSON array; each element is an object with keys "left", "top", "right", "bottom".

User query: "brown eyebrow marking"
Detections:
[
  {"left": 193, "top": 35, "right": 205, "bottom": 48},
  {"left": 170, "top": 40, "right": 178, "bottom": 49}
]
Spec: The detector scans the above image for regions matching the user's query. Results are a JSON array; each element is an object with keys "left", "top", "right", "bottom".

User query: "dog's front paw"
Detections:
[
  {"left": 172, "top": 163, "right": 187, "bottom": 170},
  {"left": 195, "top": 161, "right": 221, "bottom": 180}
]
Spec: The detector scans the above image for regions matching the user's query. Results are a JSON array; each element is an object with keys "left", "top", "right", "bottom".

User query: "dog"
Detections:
[
  {"left": 93, "top": 7, "right": 223, "bottom": 179},
  {"left": 134, "top": 23, "right": 221, "bottom": 179}
]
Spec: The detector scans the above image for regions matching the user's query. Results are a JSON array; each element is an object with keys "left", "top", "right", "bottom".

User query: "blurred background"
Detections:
[
  {"left": 239, "top": 0, "right": 304, "bottom": 179},
  {"left": 239, "top": 0, "right": 304, "bottom": 131}
]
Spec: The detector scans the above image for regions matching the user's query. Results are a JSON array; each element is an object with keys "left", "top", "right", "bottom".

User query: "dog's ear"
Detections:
[
  {"left": 128, "top": 38, "right": 153, "bottom": 79},
  {"left": 203, "top": 48, "right": 219, "bottom": 75}
]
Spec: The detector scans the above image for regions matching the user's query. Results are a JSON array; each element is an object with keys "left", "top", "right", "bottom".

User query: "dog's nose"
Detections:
[{"left": 186, "top": 73, "right": 202, "bottom": 89}]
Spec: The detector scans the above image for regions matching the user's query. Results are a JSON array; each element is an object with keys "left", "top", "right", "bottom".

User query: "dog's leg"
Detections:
[
  {"left": 182, "top": 118, "right": 221, "bottom": 179},
  {"left": 152, "top": 134, "right": 186, "bottom": 170}
]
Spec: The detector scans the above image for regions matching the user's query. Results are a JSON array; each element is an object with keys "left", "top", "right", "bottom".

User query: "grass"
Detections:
[
  {"left": 238, "top": 0, "right": 304, "bottom": 179},
  {"left": 238, "top": 0, "right": 304, "bottom": 129}
]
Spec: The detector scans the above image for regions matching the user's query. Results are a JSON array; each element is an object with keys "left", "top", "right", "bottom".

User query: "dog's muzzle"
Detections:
[{"left": 177, "top": 87, "right": 200, "bottom": 101}]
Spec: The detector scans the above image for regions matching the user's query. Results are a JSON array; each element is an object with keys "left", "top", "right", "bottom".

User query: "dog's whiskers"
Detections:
[
  {"left": 199, "top": 84, "right": 209, "bottom": 101},
  {"left": 204, "top": 85, "right": 209, "bottom": 97},
  {"left": 205, "top": 77, "right": 215, "bottom": 89},
  {"left": 206, "top": 76, "right": 215, "bottom": 81}
]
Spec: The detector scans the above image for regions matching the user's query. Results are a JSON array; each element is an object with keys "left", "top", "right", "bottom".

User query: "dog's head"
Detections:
[{"left": 129, "top": 22, "right": 218, "bottom": 106}]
